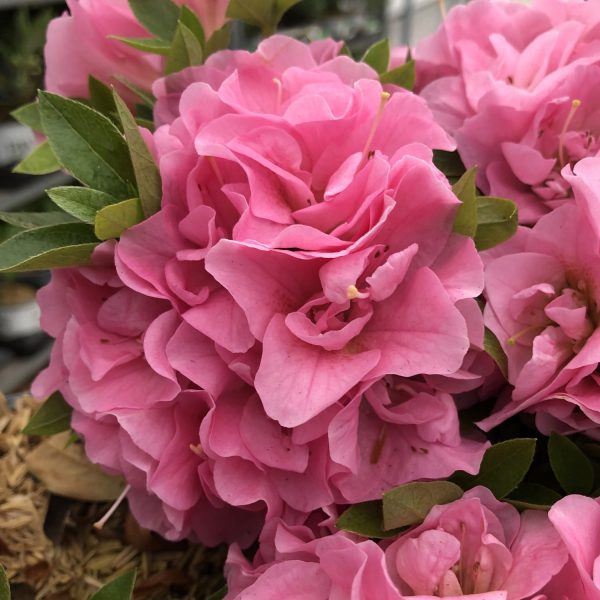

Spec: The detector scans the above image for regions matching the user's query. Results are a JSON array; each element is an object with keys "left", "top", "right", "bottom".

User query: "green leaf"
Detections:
[
  {"left": 39, "top": 91, "right": 135, "bottom": 200},
  {"left": 506, "top": 482, "right": 561, "bottom": 511},
  {"left": 452, "top": 167, "right": 478, "bottom": 238},
  {"left": 205, "top": 23, "right": 231, "bottom": 56},
  {"left": 0, "top": 564, "right": 9, "bottom": 600},
  {"left": 166, "top": 22, "right": 204, "bottom": 74},
  {"left": 382, "top": 481, "right": 463, "bottom": 530},
  {"left": 11, "top": 100, "right": 43, "bottom": 132},
  {"left": 0, "top": 223, "right": 98, "bottom": 273},
  {"left": 361, "top": 39, "right": 390, "bottom": 74},
  {"left": 13, "top": 141, "right": 61, "bottom": 175},
  {"left": 548, "top": 433, "right": 594, "bottom": 495},
  {"left": 380, "top": 60, "right": 415, "bottom": 90},
  {"left": 95, "top": 198, "right": 144, "bottom": 240},
  {"left": 433, "top": 149, "right": 465, "bottom": 180},
  {"left": 337, "top": 500, "right": 396, "bottom": 538},
  {"left": 90, "top": 570, "right": 136, "bottom": 600},
  {"left": 474, "top": 196, "right": 518, "bottom": 251},
  {"left": 227, "top": 0, "right": 301, "bottom": 35},
  {"left": 47, "top": 187, "right": 118, "bottom": 224},
  {"left": 451, "top": 438, "right": 536, "bottom": 499},
  {"left": 484, "top": 327, "right": 508, "bottom": 378},
  {"left": 88, "top": 77, "right": 118, "bottom": 122},
  {"left": 128, "top": 0, "right": 179, "bottom": 41},
  {"left": 110, "top": 36, "right": 172, "bottom": 55},
  {"left": 179, "top": 6, "right": 205, "bottom": 48},
  {"left": 0, "top": 211, "right": 76, "bottom": 229},
  {"left": 22, "top": 392, "right": 72, "bottom": 436},
  {"left": 114, "top": 78, "right": 156, "bottom": 109},
  {"left": 112, "top": 91, "right": 162, "bottom": 217},
  {"left": 206, "top": 587, "right": 227, "bottom": 600}
]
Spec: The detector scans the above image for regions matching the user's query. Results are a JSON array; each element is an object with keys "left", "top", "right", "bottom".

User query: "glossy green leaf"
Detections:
[
  {"left": 11, "top": 100, "right": 43, "bottom": 132},
  {"left": 361, "top": 39, "right": 390, "bottom": 74},
  {"left": 0, "top": 211, "right": 76, "bottom": 229},
  {"left": 0, "top": 564, "right": 9, "bottom": 600},
  {"left": 95, "top": 198, "right": 144, "bottom": 240},
  {"left": 179, "top": 6, "right": 205, "bottom": 47},
  {"left": 507, "top": 482, "right": 562, "bottom": 511},
  {"left": 433, "top": 149, "right": 465, "bottom": 180},
  {"left": 484, "top": 327, "right": 508, "bottom": 378},
  {"left": 337, "top": 500, "right": 396, "bottom": 538},
  {"left": 128, "top": 0, "right": 179, "bottom": 40},
  {"left": 227, "top": 0, "right": 301, "bottom": 35},
  {"left": 548, "top": 433, "right": 594, "bottom": 495},
  {"left": 452, "top": 167, "right": 478, "bottom": 238},
  {"left": 380, "top": 60, "right": 415, "bottom": 90},
  {"left": 474, "top": 196, "right": 518, "bottom": 250},
  {"left": 39, "top": 91, "right": 135, "bottom": 199},
  {"left": 205, "top": 23, "right": 231, "bottom": 56},
  {"left": 22, "top": 392, "right": 72, "bottom": 436},
  {"left": 451, "top": 439, "right": 536, "bottom": 499},
  {"left": 90, "top": 570, "right": 136, "bottom": 600},
  {"left": 110, "top": 36, "right": 172, "bottom": 55},
  {"left": 47, "top": 187, "right": 118, "bottom": 224},
  {"left": 383, "top": 481, "right": 463, "bottom": 530},
  {"left": 0, "top": 223, "right": 98, "bottom": 272},
  {"left": 13, "top": 141, "right": 61, "bottom": 175},
  {"left": 166, "top": 22, "right": 204, "bottom": 74},
  {"left": 113, "top": 92, "right": 162, "bottom": 217}
]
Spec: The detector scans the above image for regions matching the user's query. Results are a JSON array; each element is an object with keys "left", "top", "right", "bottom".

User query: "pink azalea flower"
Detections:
[
  {"left": 225, "top": 489, "right": 567, "bottom": 599},
  {"left": 414, "top": 0, "right": 600, "bottom": 223},
  {"left": 225, "top": 519, "right": 401, "bottom": 600},
  {"left": 385, "top": 487, "right": 567, "bottom": 599},
  {"left": 45, "top": 0, "right": 162, "bottom": 102},
  {"left": 44, "top": 0, "right": 229, "bottom": 103},
  {"left": 32, "top": 242, "right": 262, "bottom": 545},
  {"left": 480, "top": 158, "right": 600, "bottom": 435},
  {"left": 546, "top": 495, "right": 600, "bottom": 600}
]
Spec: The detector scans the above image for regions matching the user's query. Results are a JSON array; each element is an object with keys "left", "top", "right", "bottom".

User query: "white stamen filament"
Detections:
[
  {"left": 360, "top": 92, "right": 391, "bottom": 167},
  {"left": 558, "top": 99, "right": 581, "bottom": 167},
  {"left": 93, "top": 484, "right": 131, "bottom": 530},
  {"left": 273, "top": 77, "right": 283, "bottom": 114}
]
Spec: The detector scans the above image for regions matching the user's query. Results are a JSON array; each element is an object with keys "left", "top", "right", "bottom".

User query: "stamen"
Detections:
[
  {"left": 273, "top": 78, "right": 283, "bottom": 114},
  {"left": 208, "top": 156, "right": 225, "bottom": 187},
  {"left": 346, "top": 285, "right": 369, "bottom": 300},
  {"left": 558, "top": 99, "right": 581, "bottom": 167},
  {"left": 189, "top": 443, "right": 204, "bottom": 457},
  {"left": 370, "top": 423, "right": 387, "bottom": 464},
  {"left": 507, "top": 325, "right": 541, "bottom": 345},
  {"left": 438, "top": 0, "right": 447, "bottom": 19},
  {"left": 360, "top": 92, "right": 391, "bottom": 167},
  {"left": 93, "top": 484, "right": 131, "bottom": 530}
]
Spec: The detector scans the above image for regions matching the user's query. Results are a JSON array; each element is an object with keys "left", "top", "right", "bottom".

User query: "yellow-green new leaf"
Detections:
[
  {"left": 166, "top": 21, "right": 204, "bottom": 74},
  {"left": 0, "top": 223, "right": 98, "bottom": 272},
  {"left": 47, "top": 187, "right": 118, "bottom": 224},
  {"left": 380, "top": 60, "right": 415, "bottom": 90},
  {"left": 91, "top": 570, "right": 136, "bottom": 600},
  {"left": 95, "top": 198, "right": 144, "bottom": 240},
  {"left": 383, "top": 481, "right": 463, "bottom": 530},
  {"left": 13, "top": 141, "right": 61, "bottom": 175},
  {"left": 452, "top": 167, "right": 478, "bottom": 238},
  {"left": 11, "top": 100, "right": 43, "bottom": 132},
  {"left": 113, "top": 91, "right": 162, "bottom": 217},
  {"left": 475, "top": 196, "right": 518, "bottom": 250},
  {"left": 110, "top": 35, "right": 172, "bottom": 55},
  {"left": 361, "top": 39, "right": 390, "bottom": 75}
]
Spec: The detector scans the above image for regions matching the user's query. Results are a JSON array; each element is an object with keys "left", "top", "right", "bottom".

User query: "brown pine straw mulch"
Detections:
[{"left": 0, "top": 393, "right": 226, "bottom": 599}]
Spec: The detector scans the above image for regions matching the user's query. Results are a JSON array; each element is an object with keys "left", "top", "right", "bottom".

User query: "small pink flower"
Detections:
[{"left": 385, "top": 487, "right": 567, "bottom": 599}]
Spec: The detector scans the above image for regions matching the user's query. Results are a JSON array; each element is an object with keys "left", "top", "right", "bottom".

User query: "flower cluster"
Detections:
[
  {"left": 9, "top": 0, "right": 600, "bottom": 596},
  {"left": 415, "top": 0, "right": 600, "bottom": 223}
]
